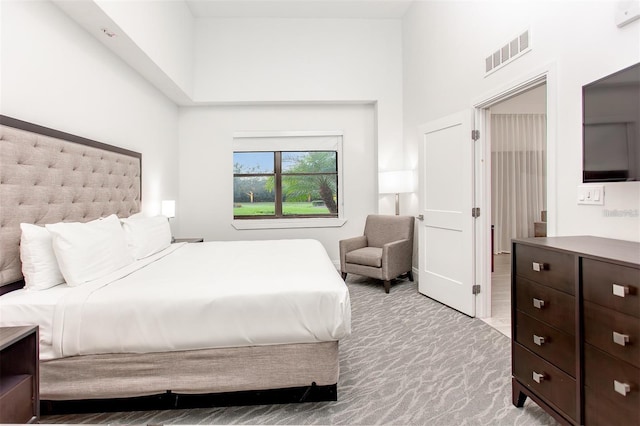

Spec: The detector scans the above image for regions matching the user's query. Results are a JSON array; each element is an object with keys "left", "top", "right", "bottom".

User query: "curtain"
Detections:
[{"left": 491, "top": 114, "right": 546, "bottom": 254}]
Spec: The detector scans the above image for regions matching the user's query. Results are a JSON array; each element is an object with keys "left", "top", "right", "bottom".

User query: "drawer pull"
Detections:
[
  {"left": 533, "top": 298, "right": 545, "bottom": 309},
  {"left": 612, "top": 284, "right": 630, "bottom": 298},
  {"left": 614, "top": 380, "right": 631, "bottom": 396},
  {"left": 613, "top": 331, "right": 630, "bottom": 346},
  {"left": 533, "top": 334, "right": 546, "bottom": 346},
  {"left": 532, "top": 262, "right": 547, "bottom": 272},
  {"left": 532, "top": 371, "right": 545, "bottom": 384}
]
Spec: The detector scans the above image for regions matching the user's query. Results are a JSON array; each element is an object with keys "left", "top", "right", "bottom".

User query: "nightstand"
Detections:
[
  {"left": 0, "top": 326, "right": 39, "bottom": 424},
  {"left": 173, "top": 238, "right": 204, "bottom": 243}
]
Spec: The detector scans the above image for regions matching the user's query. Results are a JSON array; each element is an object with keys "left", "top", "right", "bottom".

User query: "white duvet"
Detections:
[{"left": 0, "top": 239, "right": 351, "bottom": 359}]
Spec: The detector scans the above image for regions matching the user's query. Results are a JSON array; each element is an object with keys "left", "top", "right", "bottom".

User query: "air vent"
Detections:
[
  {"left": 485, "top": 29, "right": 531, "bottom": 77},
  {"left": 484, "top": 56, "right": 493, "bottom": 72},
  {"left": 493, "top": 50, "right": 501, "bottom": 66},
  {"left": 519, "top": 31, "right": 529, "bottom": 50},
  {"left": 501, "top": 44, "right": 510, "bottom": 61},
  {"left": 510, "top": 38, "right": 518, "bottom": 57}
]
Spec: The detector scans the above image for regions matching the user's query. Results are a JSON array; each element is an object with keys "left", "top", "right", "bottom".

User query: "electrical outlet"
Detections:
[{"left": 577, "top": 185, "right": 604, "bottom": 205}]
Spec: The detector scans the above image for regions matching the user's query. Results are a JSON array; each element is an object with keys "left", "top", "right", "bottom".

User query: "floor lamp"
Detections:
[{"left": 379, "top": 170, "right": 415, "bottom": 215}]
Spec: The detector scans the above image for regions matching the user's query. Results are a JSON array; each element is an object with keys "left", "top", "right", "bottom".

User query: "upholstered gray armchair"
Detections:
[{"left": 339, "top": 214, "right": 414, "bottom": 293}]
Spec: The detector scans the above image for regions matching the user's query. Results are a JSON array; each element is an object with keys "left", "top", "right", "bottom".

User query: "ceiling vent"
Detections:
[{"left": 485, "top": 29, "right": 531, "bottom": 76}]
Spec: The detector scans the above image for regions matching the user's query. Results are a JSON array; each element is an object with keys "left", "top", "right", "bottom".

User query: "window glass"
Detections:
[
  {"left": 282, "top": 174, "right": 337, "bottom": 216},
  {"left": 282, "top": 151, "right": 337, "bottom": 173},
  {"left": 233, "top": 150, "right": 338, "bottom": 219},
  {"left": 233, "top": 176, "right": 275, "bottom": 217},
  {"left": 233, "top": 152, "right": 274, "bottom": 173}
]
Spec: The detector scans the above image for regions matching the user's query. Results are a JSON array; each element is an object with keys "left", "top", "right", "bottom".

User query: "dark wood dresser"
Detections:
[{"left": 511, "top": 236, "right": 639, "bottom": 426}]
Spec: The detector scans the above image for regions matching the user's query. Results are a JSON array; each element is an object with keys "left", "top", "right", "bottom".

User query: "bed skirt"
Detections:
[{"left": 40, "top": 341, "right": 339, "bottom": 400}]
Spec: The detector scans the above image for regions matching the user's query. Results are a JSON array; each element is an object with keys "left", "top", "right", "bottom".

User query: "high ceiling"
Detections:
[{"left": 185, "top": 0, "right": 414, "bottom": 19}]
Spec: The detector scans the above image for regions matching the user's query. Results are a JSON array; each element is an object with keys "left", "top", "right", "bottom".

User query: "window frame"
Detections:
[{"left": 231, "top": 131, "right": 345, "bottom": 229}]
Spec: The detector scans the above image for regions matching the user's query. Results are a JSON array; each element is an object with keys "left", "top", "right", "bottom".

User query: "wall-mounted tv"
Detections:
[{"left": 583, "top": 62, "right": 640, "bottom": 182}]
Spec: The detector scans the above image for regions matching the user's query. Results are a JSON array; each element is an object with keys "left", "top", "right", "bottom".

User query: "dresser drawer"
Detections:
[
  {"left": 583, "top": 258, "right": 640, "bottom": 318},
  {"left": 585, "top": 384, "right": 640, "bottom": 426},
  {"left": 584, "top": 301, "right": 640, "bottom": 367},
  {"left": 513, "top": 344, "right": 576, "bottom": 421},
  {"left": 514, "top": 244, "right": 574, "bottom": 294},
  {"left": 584, "top": 344, "right": 639, "bottom": 412},
  {"left": 515, "top": 311, "right": 575, "bottom": 376},
  {"left": 514, "top": 277, "right": 575, "bottom": 334}
]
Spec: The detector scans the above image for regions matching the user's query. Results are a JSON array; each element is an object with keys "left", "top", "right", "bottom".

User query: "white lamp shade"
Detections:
[
  {"left": 379, "top": 170, "right": 415, "bottom": 194},
  {"left": 161, "top": 200, "right": 176, "bottom": 218}
]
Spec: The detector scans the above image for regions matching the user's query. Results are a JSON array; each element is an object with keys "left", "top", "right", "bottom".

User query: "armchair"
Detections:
[{"left": 339, "top": 214, "right": 414, "bottom": 293}]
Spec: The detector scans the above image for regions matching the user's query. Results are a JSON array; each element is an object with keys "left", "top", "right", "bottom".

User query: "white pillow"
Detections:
[
  {"left": 19, "top": 223, "right": 66, "bottom": 290},
  {"left": 126, "top": 212, "right": 143, "bottom": 220},
  {"left": 46, "top": 214, "right": 134, "bottom": 287},
  {"left": 120, "top": 215, "right": 172, "bottom": 260}
]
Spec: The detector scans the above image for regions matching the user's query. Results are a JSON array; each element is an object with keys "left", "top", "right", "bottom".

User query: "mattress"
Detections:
[{"left": 0, "top": 239, "right": 351, "bottom": 360}]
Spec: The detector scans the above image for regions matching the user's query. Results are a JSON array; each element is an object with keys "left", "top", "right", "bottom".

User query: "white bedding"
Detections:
[
  {"left": 0, "top": 284, "right": 69, "bottom": 359},
  {"left": 0, "top": 239, "right": 351, "bottom": 360}
]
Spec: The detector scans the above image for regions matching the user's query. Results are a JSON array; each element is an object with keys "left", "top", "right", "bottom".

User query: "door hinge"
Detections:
[
  {"left": 471, "top": 129, "right": 480, "bottom": 141},
  {"left": 472, "top": 284, "right": 481, "bottom": 295},
  {"left": 472, "top": 207, "right": 481, "bottom": 218}
]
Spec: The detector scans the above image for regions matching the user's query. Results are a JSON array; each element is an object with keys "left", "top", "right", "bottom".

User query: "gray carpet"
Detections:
[{"left": 42, "top": 276, "right": 557, "bottom": 425}]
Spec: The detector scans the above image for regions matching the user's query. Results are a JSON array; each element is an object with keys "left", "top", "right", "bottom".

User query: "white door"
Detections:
[{"left": 418, "top": 110, "right": 476, "bottom": 316}]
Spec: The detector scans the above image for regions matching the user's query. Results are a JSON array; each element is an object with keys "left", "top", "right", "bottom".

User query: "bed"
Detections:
[{"left": 0, "top": 115, "right": 351, "bottom": 411}]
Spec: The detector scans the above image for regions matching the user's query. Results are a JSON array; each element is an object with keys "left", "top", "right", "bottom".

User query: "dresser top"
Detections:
[{"left": 513, "top": 236, "right": 640, "bottom": 267}]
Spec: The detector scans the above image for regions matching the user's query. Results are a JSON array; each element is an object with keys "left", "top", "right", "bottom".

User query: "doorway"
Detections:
[{"left": 477, "top": 82, "right": 550, "bottom": 336}]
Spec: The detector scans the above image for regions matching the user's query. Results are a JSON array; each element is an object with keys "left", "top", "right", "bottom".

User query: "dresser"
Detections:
[{"left": 511, "top": 236, "right": 639, "bottom": 426}]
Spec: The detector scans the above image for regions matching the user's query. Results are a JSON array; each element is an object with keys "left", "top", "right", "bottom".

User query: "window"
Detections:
[
  {"left": 233, "top": 150, "right": 339, "bottom": 219},
  {"left": 231, "top": 131, "right": 344, "bottom": 228}
]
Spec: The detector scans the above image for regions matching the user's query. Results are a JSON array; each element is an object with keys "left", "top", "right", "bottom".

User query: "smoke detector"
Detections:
[{"left": 101, "top": 28, "right": 117, "bottom": 38}]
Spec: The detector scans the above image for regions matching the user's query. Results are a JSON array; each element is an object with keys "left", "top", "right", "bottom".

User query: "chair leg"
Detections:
[
  {"left": 341, "top": 272, "right": 347, "bottom": 280},
  {"left": 407, "top": 270, "right": 414, "bottom": 282},
  {"left": 383, "top": 280, "right": 390, "bottom": 294}
]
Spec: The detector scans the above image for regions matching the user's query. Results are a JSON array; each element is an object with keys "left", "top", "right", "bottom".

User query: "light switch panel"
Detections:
[{"left": 577, "top": 185, "right": 604, "bottom": 205}]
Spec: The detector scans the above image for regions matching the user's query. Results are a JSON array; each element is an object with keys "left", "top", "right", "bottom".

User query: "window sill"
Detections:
[{"left": 232, "top": 218, "right": 347, "bottom": 230}]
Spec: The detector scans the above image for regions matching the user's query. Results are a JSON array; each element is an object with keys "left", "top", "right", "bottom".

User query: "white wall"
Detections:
[
  {"left": 0, "top": 0, "right": 180, "bottom": 218},
  {"left": 95, "top": 0, "right": 195, "bottom": 97},
  {"left": 193, "top": 17, "right": 404, "bottom": 215},
  {"left": 2, "top": 2, "right": 406, "bottom": 254},
  {"left": 403, "top": 0, "right": 640, "bottom": 242},
  {"left": 178, "top": 104, "right": 377, "bottom": 262}
]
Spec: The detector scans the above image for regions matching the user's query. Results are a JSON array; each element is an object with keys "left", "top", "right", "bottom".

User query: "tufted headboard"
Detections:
[{"left": 0, "top": 115, "right": 141, "bottom": 291}]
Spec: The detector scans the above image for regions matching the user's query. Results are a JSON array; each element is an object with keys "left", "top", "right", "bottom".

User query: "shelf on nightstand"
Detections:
[{"left": 0, "top": 326, "right": 39, "bottom": 424}]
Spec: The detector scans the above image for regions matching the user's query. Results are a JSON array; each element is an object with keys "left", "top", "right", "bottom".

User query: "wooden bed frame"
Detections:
[{"left": 0, "top": 115, "right": 340, "bottom": 413}]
